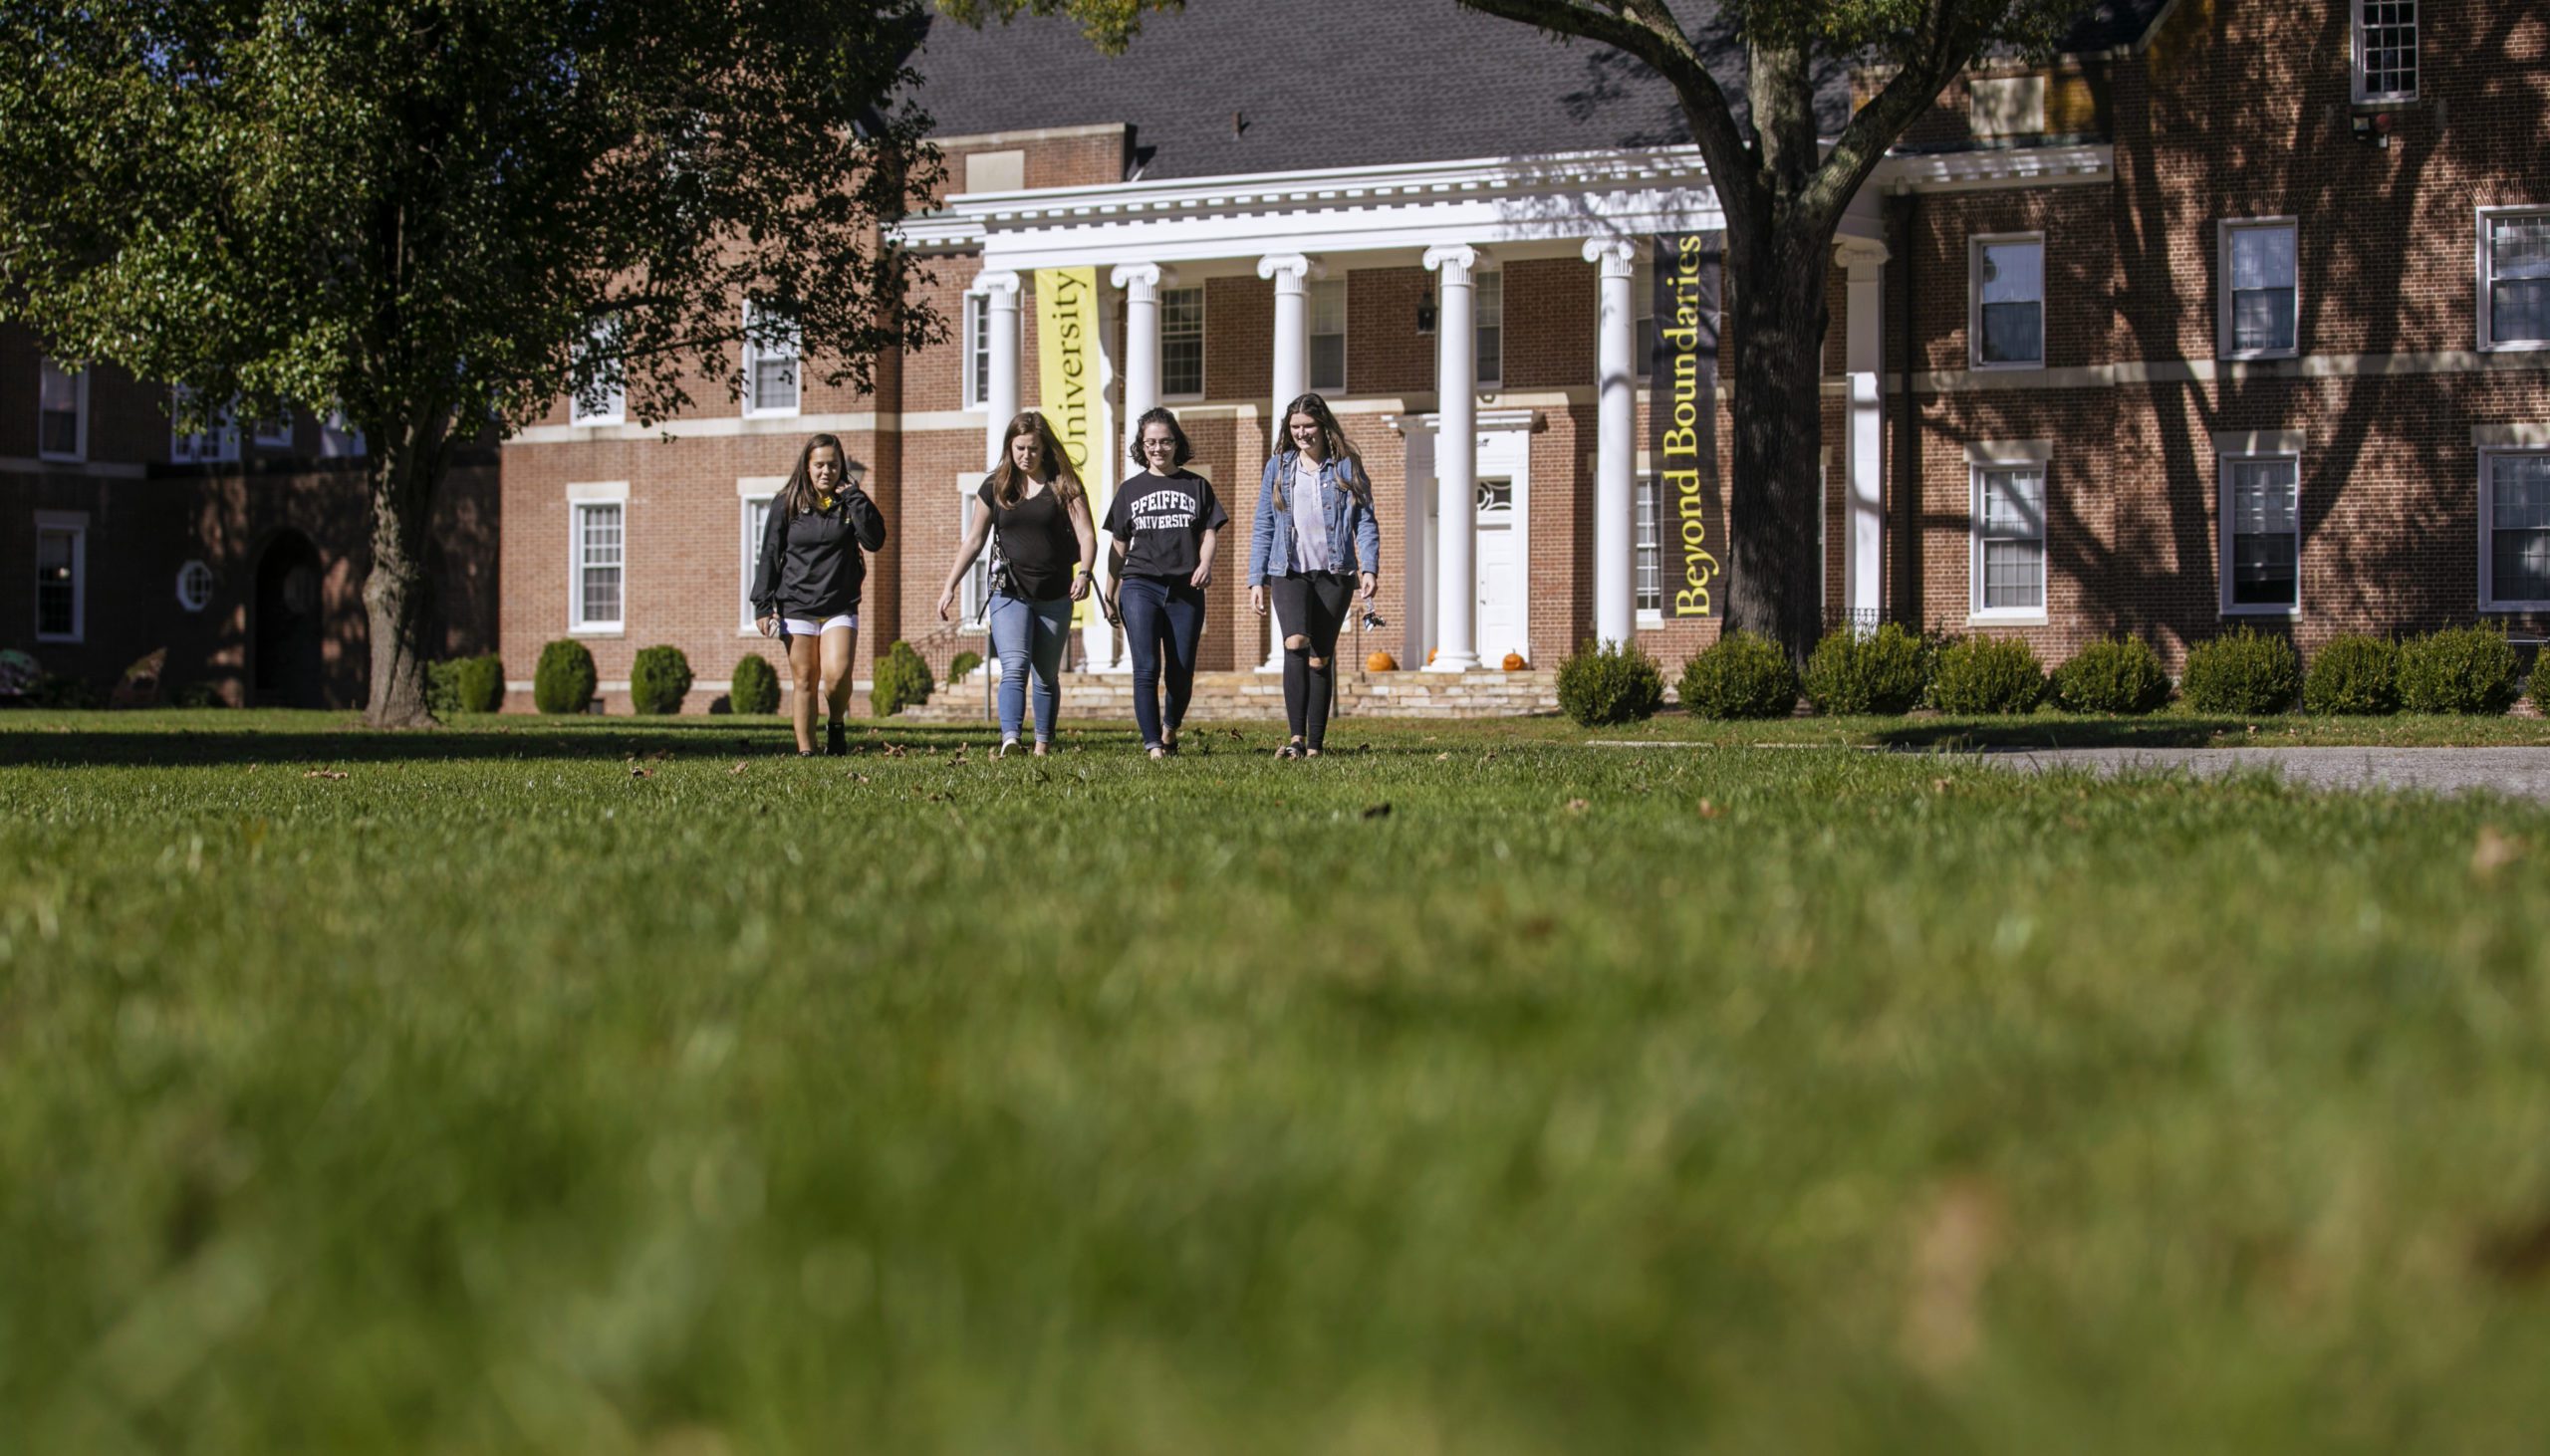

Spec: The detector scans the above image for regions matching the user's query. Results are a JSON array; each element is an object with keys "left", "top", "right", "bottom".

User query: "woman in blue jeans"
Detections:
[
  {"left": 1103, "top": 407, "right": 1227, "bottom": 759},
  {"left": 936, "top": 411, "right": 1095, "bottom": 757}
]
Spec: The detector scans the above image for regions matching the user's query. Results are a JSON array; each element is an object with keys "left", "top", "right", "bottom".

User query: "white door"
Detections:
[
  {"left": 1473, "top": 426, "right": 1532, "bottom": 665},
  {"left": 1474, "top": 476, "right": 1528, "bottom": 663}
]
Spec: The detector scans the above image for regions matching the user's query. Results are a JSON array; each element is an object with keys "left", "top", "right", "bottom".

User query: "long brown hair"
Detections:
[
  {"left": 987, "top": 410, "right": 1086, "bottom": 510},
  {"left": 1272, "top": 392, "right": 1370, "bottom": 510},
  {"left": 779, "top": 433, "right": 857, "bottom": 517}
]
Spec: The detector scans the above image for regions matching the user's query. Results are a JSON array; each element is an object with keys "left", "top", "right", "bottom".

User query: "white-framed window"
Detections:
[
  {"left": 961, "top": 292, "right": 990, "bottom": 409},
  {"left": 1969, "top": 235, "right": 2045, "bottom": 367},
  {"left": 320, "top": 409, "right": 366, "bottom": 458},
  {"left": 2479, "top": 207, "right": 2550, "bottom": 352},
  {"left": 739, "top": 489, "right": 775, "bottom": 629},
  {"left": 2353, "top": 0, "right": 2418, "bottom": 104},
  {"left": 251, "top": 410, "right": 293, "bottom": 448},
  {"left": 1309, "top": 278, "right": 1347, "bottom": 393},
  {"left": 35, "top": 511, "right": 86, "bottom": 642},
  {"left": 38, "top": 360, "right": 86, "bottom": 462},
  {"left": 2481, "top": 449, "right": 2550, "bottom": 609},
  {"left": 169, "top": 387, "right": 239, "bottom": 464},
  {"left": 1475, "top": 268, "right": 1504, "bottom": 387},
  {"left": 175, "top": 560, "right": 215, "bottom": 612},
  {"left": 1634, "top": 475, "right": 1660, "bottom": 615},
  {"left": 1160, "top": 286, "right": 1204, "bottom": 398},
  {"left": 957, "top": 475, "right": 992, "bottom": 624},
  {"left": 569, "top": 491, "right": 627, "bottom": 632},
  {"left": 571, "top": 319, "right": 626, "bottom": 425},
  {"left": 2220, "top": 454, "right": 2301, "bottom": 613},
  {"left": 742, "top": 300, "right": 801, "bottom": 417},
  {"left": 2220, "top": 219, "right": 2299, "bottom": 359},
  {"left": 1970, "top": 462, "right": 2047, "bottom": 616}
]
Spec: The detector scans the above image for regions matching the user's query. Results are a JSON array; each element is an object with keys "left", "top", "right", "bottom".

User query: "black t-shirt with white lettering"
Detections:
[{"left": 1105, "top": 469, "right": 1229, "bottom": 581}]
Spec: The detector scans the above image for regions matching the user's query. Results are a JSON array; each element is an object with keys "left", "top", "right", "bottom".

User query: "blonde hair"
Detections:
[{"left": 988, "top": 411, "right": 1086, "bottom": 510}]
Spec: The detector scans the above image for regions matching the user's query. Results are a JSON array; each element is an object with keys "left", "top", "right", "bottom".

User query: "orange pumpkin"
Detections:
[
  {"left": 1502, "top": 651, "right": 1528, "bottom": 671},
  {"left": 1426, "top": 647, "right": 1438, "bottom": 666},
  {"left": 1366, "top": 650, "right": 1399, "bottom": 672}
]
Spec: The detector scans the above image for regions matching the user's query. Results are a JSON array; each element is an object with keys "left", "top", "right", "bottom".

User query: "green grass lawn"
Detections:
[{"left": 4, "top": 710, "right": 2549, "bottom": 1454}]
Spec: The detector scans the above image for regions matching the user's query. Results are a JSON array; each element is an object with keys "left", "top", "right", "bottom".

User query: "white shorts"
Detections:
[{"left": 781, "top": 613, "right": 857, "bottom": 635}]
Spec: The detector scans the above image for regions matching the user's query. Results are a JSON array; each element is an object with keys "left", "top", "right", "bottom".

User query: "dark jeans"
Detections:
[
  {"left": 1119, "top": 575, "right": 1205, "bottom": 750},
  {"left": 1267, "top": 571, "right": 1354, "bottom": 750}
]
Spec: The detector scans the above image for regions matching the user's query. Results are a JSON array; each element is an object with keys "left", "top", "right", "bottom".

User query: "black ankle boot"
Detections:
[{"left": 826, "top": 721, "right": 848, "bottom": 757}]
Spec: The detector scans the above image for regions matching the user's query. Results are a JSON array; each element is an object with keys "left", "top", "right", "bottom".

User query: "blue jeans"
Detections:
[
  {"left": 1118, "top": 575, "right": 1205, "bottom": 749},
  {"left": 986, "top": 592, "right": 1072, "bottom": 744}
]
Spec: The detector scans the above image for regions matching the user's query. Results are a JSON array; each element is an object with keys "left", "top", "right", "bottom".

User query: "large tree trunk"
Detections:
[
  {"left": 1720, "top": 227, "right": 1834, "bottom": 665},
  {"left": 362, "top": 422, "right": 448, "bottom": 728}
]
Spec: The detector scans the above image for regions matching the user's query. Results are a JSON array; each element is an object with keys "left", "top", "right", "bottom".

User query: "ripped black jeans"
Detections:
[{"left": 1267, "top": 570, "right": 1355, "bottom": 751}]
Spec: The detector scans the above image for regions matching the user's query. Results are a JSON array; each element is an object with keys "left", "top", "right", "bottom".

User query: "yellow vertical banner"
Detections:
[{"left": 1034, "top": 266, "right": 1104, "bottom": 626}]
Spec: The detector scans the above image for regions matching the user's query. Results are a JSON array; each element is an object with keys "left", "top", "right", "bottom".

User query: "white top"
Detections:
[{"left": 1289, "top": 457, "right": 1332, "bottom": 573}]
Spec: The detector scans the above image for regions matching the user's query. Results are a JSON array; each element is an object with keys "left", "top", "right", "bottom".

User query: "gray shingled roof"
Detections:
[{"left": 910, "top": 0, "right": 2171, "bottom": 183}]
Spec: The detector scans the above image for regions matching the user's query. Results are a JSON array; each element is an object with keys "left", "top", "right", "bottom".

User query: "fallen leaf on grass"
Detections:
[
  {"left": 2472, "top": 826, "right": 2526, "bottom": 877},
  {"left": 1435, "top": 752, "right": 1451, "bottom": 761},
  {"left": 1361, "top": 803, "right": 1392, "bottom": 820},
  {"left": 302, "top": 770, "right": 348, "bottom": 781},
  {"left": 882, "top": 743, "right": 907, "bottom": 759},
  {"left": 1932, "top": 777, "right": 1954, "bottom": 794},
  {"left": 630, "top": 767, "right": 651, "bottom": 779},
  {"left": 1695, "top": 799, "right": 1721, "bottom": 820},
  {"left": 1901, "top": 1178, "right": 2005, "bottom": 1379},
  {"left": 729, "top": 761, "right": 748, "bottom": 775},
  {"left": 1565, "top": 798, "right": 1590, "bottom": 813},
  {"left": 850, "top": 772, "right": 872, "bottom": 784}
]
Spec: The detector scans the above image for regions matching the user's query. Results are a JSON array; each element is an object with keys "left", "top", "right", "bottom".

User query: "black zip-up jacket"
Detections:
[{"left": 751, "top": 488, "right": 889, "bottom": 619}]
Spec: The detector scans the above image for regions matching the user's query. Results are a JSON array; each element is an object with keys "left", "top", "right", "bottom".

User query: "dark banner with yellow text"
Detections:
[{"left": 1649, "top": 232, "right": 1722, "bottom": 617}]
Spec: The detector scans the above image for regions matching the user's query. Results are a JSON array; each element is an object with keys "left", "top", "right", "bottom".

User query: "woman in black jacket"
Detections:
[{"left": 752, "top": 433, "right": 889, "bottom": 756}]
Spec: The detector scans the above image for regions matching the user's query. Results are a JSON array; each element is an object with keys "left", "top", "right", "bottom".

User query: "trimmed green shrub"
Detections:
[
  {"left": 2398, "top": 625, "right": 2522, "bottom": 715},
  {"left": 630, "top": 645, "right": 694, "bottom": 715},
  {"left": 2051, "top": 637, "right": 2169, "bottom": 715},
  {"left": 948, "top": 649, "right": 983, "bottom": 686},
  {"left": 730, "top": 653, "right": 781, "bottom": 715},
  {"left": 533, "top": 639, "right": 599, "bottom": 715},
  {"left": 425, "top": 653, "right": 504, "bottom": 716},
  {"left": 2302, "top": 634, "right": 2401, "bottom": 715},
  {"left": 170, "top": 682, "right": 229, "bottom": 709},
  {"left": 1676, "top": 630, "right": 1798, "bottom": 720},
  {"left": 32, "top": 672, "right": 103, "bottom": 709},
  {"left": 871, "top": 639, "right": 932, "bottom": 718},
  {"left": 2181, "top": 627, "right": 2301, "bottom": 715},
  {"left": 1931, "top": 635, "right": 2046, "bottom": 714},
  {"left": 1802, "top": 622, "right": 1928, "bottom": 715},
  {"left": 1556, "top": 638, "right": 1665, "bottom": 727}
]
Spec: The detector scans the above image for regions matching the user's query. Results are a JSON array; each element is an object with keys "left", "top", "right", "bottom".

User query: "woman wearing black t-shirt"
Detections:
[
  {"left": 936, "top": 411, "right": 1096, "bottom": 756},
  {"left": 752, "top": 433, "right": 889, "bottom": 756},
  {"left": 1104, "top": 407, "right": 1228, "bottom": 759}
]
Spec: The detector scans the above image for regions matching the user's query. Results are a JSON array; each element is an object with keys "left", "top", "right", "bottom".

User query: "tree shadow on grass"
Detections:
[
  {"left": 1876, "top": 717, "right": 2252, "bottom": 751},
  {"left": 0, "top": 714, "right": 1089, "bottom": 769}
]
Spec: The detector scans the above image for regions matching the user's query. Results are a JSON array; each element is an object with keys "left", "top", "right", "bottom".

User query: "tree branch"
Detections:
[
  {"left": 1805, "top": 0, "right": 1990, "bottom": 220},
  {"left": 1456, "top": 0, "right": 1763, "bottom": 233}
]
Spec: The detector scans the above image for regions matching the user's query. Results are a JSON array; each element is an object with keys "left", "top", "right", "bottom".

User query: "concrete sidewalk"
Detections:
[{"left": 1967, "top": 746, "right": 2550, "bottom": 802}]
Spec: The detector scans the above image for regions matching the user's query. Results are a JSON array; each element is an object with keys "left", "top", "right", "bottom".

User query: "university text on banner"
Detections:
[
  {"left": 1649, "top": 233, "right": 1723, "bottom": 617},
  {"left": 1035, "top": 265, "right": 1105, "bottom": 627}
]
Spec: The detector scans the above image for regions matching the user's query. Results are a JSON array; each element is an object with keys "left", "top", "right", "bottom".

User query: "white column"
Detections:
[
  {"left": 1259, "top": 252, "right": 1322, "bottom": 669},
  {"left": 1837, "top": 237, "right": 1889, "bottom": 633},
  {"left": 1423, "top": 244, "right": 1482, "bottom": 671},
  {"left": 975, "top": 270, "right": 1021, "bottom": 471},
  {"left": 1111, "top": 263, "right": 1171, "bottom": 457},
  {"left": 1585, "top": 238, "right": 1638, "bottom": 646}
]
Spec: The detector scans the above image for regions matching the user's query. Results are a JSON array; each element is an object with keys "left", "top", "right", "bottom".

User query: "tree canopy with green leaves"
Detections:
[
  {"left": 0, "top": 0, "right": 940, "bottom": 725},
  {"left": 943, "top": 0, "right": 2080, "bottom": 659}
]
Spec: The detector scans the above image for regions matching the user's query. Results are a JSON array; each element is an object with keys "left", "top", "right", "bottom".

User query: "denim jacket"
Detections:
[{"left": 1246, "top": 451, "right": 1384, "bottom": 586}]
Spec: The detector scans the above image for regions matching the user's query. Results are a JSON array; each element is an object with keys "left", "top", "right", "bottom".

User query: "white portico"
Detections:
[{"left": 910, "top": 142, "right": 2091, "bottom": 663}]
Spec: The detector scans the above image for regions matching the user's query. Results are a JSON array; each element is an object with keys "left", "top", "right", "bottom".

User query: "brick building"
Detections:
[
  {"left": 0, "top": 322, "right": 497, "bottom": 707},
  {"left": 18, "top": 0, "right": 2541, "bottom": 714}
]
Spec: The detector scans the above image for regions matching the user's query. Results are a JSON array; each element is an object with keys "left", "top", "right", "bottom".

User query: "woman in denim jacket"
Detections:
[{"left": 1247, "top": 392, "right": 1382, "bottom": 759}]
